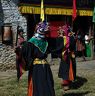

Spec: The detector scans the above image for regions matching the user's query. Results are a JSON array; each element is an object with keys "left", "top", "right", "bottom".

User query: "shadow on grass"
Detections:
[
  {"left": 70, "top": 76, "right": 88, "bottom": 89},
  {"left": 63, "top": 91, "right": 90, "bottom": 96}
]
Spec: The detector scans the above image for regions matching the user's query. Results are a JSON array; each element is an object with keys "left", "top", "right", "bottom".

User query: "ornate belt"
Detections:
[{"left": 33, "top": 58, "right": 47, "bottom": 65}]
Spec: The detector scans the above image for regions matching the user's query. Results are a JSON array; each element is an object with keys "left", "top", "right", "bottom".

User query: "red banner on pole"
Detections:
[{"left": 72, "top": 0, "right": 77, "bottom": 21}]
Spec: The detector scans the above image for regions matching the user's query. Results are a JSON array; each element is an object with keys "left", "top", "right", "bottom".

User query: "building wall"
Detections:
[
  {"left": 0, "top": 0, "right": 27, "bottom": 71},
  {"left": 0, "top": 0, "right": 27, "bottom": 40}
]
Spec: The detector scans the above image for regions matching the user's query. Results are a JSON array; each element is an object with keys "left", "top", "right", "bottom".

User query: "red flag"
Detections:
[{"left": 72, "top": 0, "right": 77, "bottom": 21}]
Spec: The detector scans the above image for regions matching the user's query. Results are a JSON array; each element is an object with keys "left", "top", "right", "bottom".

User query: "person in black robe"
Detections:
[
  {"left": 15, "top": 21, "right": 55, "bottom": 96},
  {"left": 54, "top": 25, "right": 76, "bottom": 91},
  {"left": 47, "top": 25, "right": 76, "bottom": 91}
]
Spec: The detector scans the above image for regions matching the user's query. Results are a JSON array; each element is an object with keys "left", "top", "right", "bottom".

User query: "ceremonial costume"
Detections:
[
  {"left": 15, "top": 27, "right": 25, "bottom": 81},
  {"left": 15, "top": 21, "right": 55, "bottom": 96},
  {"left": 57, "top": 25, "right": 76, "bottom": 90}
]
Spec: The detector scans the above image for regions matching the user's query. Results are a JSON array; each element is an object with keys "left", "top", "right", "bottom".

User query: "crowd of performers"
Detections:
[{"left": 15, "top": 21, "right": 76, "bottom": 96}]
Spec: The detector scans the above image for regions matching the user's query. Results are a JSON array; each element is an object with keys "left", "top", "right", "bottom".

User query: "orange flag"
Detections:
[
  {"left": 72, "top": 0, "right": 77, "bottom": 21},
  {"left": 69, "top": 60, "right": 74, "bottom": 81}
]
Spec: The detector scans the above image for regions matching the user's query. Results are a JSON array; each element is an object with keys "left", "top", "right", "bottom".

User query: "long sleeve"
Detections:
[
  {"left": 21, "top": 42, "right": 34, "bottom": 70},
  {"left": 47, "top": 37, "right": 64, "bottom": 57}
]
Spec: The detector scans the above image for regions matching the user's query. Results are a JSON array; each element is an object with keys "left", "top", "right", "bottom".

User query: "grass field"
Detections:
[{"left": 0, "top": 61, "right": 95, "bottom": 96}]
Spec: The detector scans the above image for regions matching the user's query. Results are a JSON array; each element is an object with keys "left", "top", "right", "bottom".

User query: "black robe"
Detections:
[
  {"left": 58, "top": 36, "right": 76, "bottom": 81},
  {"left": 48, "top": 36, "right": 76, "bottom": 81},
  {"left": 16, "top": 40, "right": 55, "bottom": 96}
]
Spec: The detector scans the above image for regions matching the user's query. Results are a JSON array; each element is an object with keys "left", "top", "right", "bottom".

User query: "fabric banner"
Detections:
[
  {"left": 72, "top": 0, "right": 77, "bottom": 21},
  {"left": 92, "top": 7, "right": 95, "bottom": 22},
  {"left": 19, "top": 6, "right": 93, "bottom": 16},
  {"left": 40, "top": 0, "right": 45, "bottom": 21}
]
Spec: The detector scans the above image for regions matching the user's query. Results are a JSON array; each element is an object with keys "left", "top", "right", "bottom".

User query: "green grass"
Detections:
[
  {"left": 0, "top": 76, "right": 28, "bottom": 96},
  {"left": 0, "top": 66, "right": 95, "bottom": 96}
]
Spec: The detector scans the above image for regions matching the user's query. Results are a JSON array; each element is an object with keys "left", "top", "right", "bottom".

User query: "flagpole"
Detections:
[
  {"left": 40, "top": 0, "right": 45, "bottom": 21},
  {"left": 72, "top": 0, "right": 77, "bottom": 31}
]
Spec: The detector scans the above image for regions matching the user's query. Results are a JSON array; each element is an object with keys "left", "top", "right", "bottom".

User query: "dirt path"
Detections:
[
  {"left": 0, "top": 70, "right": 16, "bottom": 80},
  {"left": 0, "top": 60, "right": 95, "bottom": 96},
  {"left": 0, "top": 60, "right": 95, "bottom": 79}
]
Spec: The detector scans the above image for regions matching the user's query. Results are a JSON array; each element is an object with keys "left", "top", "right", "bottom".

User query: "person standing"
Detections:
[
  {"left": 85, "top": 33, "right": 91, "bottom": 57},
  {"left": 57, "top": 25, "right": 76, "bottom": 91},
  {"left": 76, "top": 29, "right": 86, "bottom": 60},
  {"left": 15, "top": 21, "right": 55, "bottom": 96},
  {"left": 15, "top": 27, "right": 25, "bottom": 81}
]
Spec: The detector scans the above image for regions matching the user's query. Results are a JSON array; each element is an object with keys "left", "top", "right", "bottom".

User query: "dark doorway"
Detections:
[
  {"left": 26, "top": 14, "right": 40, "bottom": 40},
  {"left": 73, "top": 16, "right": 92, "bottom": 58},
  {"left": 73, "top": 16, "right": 92, "bottom": 35}
]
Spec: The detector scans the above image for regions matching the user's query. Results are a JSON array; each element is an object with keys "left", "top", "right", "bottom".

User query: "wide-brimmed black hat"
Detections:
[{"left": 17, "top": 26, "right": 23, "bottom": 33}]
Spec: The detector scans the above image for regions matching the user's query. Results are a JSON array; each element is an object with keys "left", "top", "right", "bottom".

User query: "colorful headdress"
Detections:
[
  {"left": 62, "top": 24, "right": 69, "bottom": 36},
  {"left": 35, "top": 21, "right": 49, "bottom": 34},
  {"left": 58, "top": 24, "right": 69, "bottom": 36},
  {"left": 34, "top": 21, "right": 49, "bottom": 39},
  {"left": 58, "top": 26, "right": 64, "bottom": 37}
]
